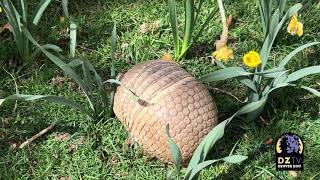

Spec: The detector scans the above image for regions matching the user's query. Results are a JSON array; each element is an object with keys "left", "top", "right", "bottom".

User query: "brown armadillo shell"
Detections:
[{"left": 113, "top": 60, "right": 218, "bottom": 163}]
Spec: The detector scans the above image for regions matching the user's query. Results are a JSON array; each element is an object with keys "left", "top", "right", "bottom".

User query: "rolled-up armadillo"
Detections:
[{"left": 113, "top": 60, "right": 218, "bottom": 163}]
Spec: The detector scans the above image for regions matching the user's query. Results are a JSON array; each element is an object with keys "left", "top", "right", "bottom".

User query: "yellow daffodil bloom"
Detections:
[
  {"left": 243, "top": 51, "right": 261, "bottom": 68},
  {"left": 0, "top": 6, "right": 2, "bottom": 13},
  {"left": 287, "top": 14, "right": 303, "bottom": 37},
  {"left": 212, "top": 46, "right": 234, "bottom": 63}
]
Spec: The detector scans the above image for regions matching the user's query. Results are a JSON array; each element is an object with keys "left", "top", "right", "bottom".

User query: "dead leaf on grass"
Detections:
[
  {"left": 0, "top": 22, "right": 12, "bottom": 33},
  {"left": 75, "top": 136, "right": 85, "bottom": 145},
  {"left": 54, "top": 132, "right": 70, "bottom": 142},
  {"left": 68, "top": 144, "right": 77, "bottom": 154},
  {"left": 289, "top": 170, "right": 298, "bottom": 178},
  {"left": 110, "top": 155, "right": 119, "bottom": 165},
  {"left": 115, "top": 172, "right": 129, "bottom": 177},
  {"left": 51, "top": 75, "right": 65, "bottom": 87},
  {"left": 59, "top": 176, "right": 71, "bottom": 180},
  {"left": 60, "top": 27, "right": 69, "bottom": 34},
  {"left": 139, "top": 23, "right": 148, "bottom": 34},
  {"left": 10, "top": 143, "right": 17, "bottom": 151},
  {"left": 125, "top": 55, "right": 132, "bottom": 64},
  {"left": 139, "top": 20, "right": 161, "bottom": 34},
  {"left": 68, "top": 81, "right": 78, "bottom": 91},
  {"left": 121, "top": 43, "right": 129, "bottom": 49},
  {"left": 265, "top": 137, "right": 273, "bottom": 145},
  {"left": 52, "top": 154, "right": 59, "bottom": 159},
  {"left": 60, "top": 16, "right": 65, "bottom": 23}
]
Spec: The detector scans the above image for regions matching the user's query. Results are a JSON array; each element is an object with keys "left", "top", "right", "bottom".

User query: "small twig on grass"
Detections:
[
  {"left": 208, "top": 87, "right": 246, "bottom": 103},
  {"left": 19, "top": 124, "right": 56, "bottom": 149}
]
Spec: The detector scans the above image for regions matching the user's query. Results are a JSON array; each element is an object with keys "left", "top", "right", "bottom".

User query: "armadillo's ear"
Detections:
[{"left": 116, "top": 73, "right": 124, "bottom": 81}]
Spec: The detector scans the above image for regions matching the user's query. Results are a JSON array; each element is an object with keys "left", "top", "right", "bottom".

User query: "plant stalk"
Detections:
[{"left": 215, "top": 0, "right": 228, "bottom": 50}]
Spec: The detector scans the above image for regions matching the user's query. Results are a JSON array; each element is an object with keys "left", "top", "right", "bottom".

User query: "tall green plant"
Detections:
[
  {"left": 0, "top": 0, "right": 61, "bottom": 65},
  {"left": 167, "top": 0, "right": 218, "bottom": 61},
  {"left": 201, "top": 1, "right": 320, "bottom": 121},
  {"left": 0, "top": 24, "right": 138, "bottom": 121}
]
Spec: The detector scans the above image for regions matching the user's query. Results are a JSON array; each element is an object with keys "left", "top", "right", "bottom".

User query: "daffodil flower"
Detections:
[
  {"left": 0, "top": 6, "right": 2, "bottom": 13},
  {"left": 287, "top": 14, "right": 303, "bottom": 37},
  {"left": 212, "top": 46, "right": 234, "bottom": 63},
  {"left": 243, "top": 51, "right": 261, "bottom": 68}
]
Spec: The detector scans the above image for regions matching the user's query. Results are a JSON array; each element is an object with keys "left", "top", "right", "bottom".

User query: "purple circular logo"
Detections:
[
  {"left": 275, "top": 133, "right": 304, "bottom": 170},
  {"left": 276, "top": 133, "right": 303, "bottom": 154}
]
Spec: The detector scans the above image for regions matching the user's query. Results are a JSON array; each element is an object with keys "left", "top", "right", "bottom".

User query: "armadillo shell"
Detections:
[{"left": 113, "top": 60, "right": 218, "bottom": 163}]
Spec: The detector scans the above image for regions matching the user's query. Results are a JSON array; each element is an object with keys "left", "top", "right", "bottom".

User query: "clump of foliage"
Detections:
[
  {"left": 0, "top": 0, "right": 139, "bottom": 120},
  {"left": 0, "top": 17, "right": 138, "bottom": 121},
  {"left": 0, "top": 0, "right": 62, "bottom": 65},
  {"left": 167, "top": 0, "right": 218, "bottom": 61},
  {"left": 200, "top": 0, "right": 320, "bottom": 120}
]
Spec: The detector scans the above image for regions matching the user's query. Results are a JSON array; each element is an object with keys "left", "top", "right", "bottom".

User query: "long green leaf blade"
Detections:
[
  {"left": 301, "top": 86, "right": 320, "bottom": 97},
  {"left": 285, "top": 66, "right": 320, "bottom": 83},
  {"left": 22, "top": 27, "right": 95, "bottom": 112},
  {"left": 32, "top": 0, "right": 52, "bottom": 25},
  {"left": 31, "top": 44, "right": 63, "bottom": 59},
  {"left": 111, "top": 24, "right": 117, "bottom": 58},
  {"left": 1, "top": 0, "right": 25, "bottom": 59},
  {"left": 257, "top": 0, "right": 267, "bottom": 37},
  {"left": 222, "top": 155, "right": 248, "bottom": 164},
  {"left": 186, "top": 159, "right": 220, "bottom": 180},
  {"left": 194, "top": 6, "right": 218, "bottom": 43},
  {"left": 200, "top": 67, "right": 252, "bottom": 82},
  {"left": 181, "top": 0, "right": 195, "bottom": 58},
  {"left": 186, "top": 155, "right": 247, "bottom": 180},
  {"left": 166, "top": 124, "right": 182, "bottom": 176},
  {"left": 62, "top": 0, "right": 69, "bottom": 17},
  {"left": 0, "top": 94, "right": 86, "bottom": 112},
  {"left": 18, "top": 0, "right": 27, "bottom": 23},
  {"left": 105, "top": 79, "right": 140, "bottom": 102},
  {"left": 70, "top": 21, "right": 77, "bottom": 58},
  {"left": 167, "top": 0, "right": 180, "bottom": 59},
  {"left": 194, "top": 0, "right": 206, "bottom": 22},
  {"left": 260, "top": 3, "right": 302, "bottom": 70},
  {"left": 238, "top": 77, "right": 258, "bottom": 93},
  {"left": 110, "top": 24, "right": 117, "bottom": 114},
  {"left": 278, "top": 42, "right": 320, "bottom": 67}
]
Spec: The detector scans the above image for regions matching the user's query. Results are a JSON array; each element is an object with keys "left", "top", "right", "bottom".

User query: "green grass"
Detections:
[{"left": 1, "top": 0, "right": 320, "bottom": 179}]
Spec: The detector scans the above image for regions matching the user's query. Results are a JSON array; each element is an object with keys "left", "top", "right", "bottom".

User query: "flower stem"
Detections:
[{"left": 215, "top": 0, "right": 228, "bottom": 50}]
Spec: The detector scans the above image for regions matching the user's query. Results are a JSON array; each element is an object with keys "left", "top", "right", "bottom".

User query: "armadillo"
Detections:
[{"left": 113, "top": 60, "right": 218, "bottom": 163}]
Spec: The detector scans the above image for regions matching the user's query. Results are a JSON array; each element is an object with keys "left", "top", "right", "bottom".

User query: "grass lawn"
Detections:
[{"left": 0, "top": 0, "right": 319, "bottom": 179}]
